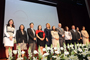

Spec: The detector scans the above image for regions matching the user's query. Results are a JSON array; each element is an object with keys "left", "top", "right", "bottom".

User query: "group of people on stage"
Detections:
[{"left": 3, "top": 19, "right": 89, "bottom": 59}]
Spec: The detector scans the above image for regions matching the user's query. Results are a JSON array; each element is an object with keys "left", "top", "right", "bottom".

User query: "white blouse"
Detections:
[
  {"left": 4, "top": 25, "right": 16, "bottom": 38},
  {"left": 65, "top": 31, "right": 72, "bottom": 40},
  {"left": 51, "top": 31, "right": 59, "bottom": 39}
]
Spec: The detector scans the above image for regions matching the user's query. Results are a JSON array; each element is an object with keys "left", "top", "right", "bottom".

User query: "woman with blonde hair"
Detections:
[{"left": 44, "top": 23, "right": 51, "bottom": 47}]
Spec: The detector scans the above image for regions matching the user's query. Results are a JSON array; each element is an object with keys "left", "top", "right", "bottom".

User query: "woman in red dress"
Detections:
[{"left": 36, "top": 25, "right": 47, "bottom": 54}]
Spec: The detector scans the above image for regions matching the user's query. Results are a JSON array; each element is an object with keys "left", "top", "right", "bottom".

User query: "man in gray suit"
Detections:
[
  {"left": 57, "top": 23, "right": 65, "bottom": 47},
  {"left": 27, "top": 23, "right": 36, "bottom": 56}
]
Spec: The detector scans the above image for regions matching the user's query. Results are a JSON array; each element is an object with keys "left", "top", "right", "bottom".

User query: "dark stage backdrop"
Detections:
[
  {"left": 0, "top": 0, "right": 90, "bottom": 58},
  {"left": 57, "top": 1, "right": 90, "bottom": 35}
]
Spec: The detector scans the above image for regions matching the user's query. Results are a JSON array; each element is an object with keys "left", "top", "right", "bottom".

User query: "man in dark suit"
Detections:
[
  {"left": 57, "top": 23, "right": 65, "bottom": 47},
  {"left": 70, "top": 25, "right": 80, "bottom": 44},
  {"left": 27, "top": 23, "right": 36, "bottom": 55}
]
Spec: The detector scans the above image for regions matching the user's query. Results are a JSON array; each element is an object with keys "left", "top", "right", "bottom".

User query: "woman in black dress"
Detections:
[
  {"left": 36, "top": 25, "right": 47, "bottom": 54},
  {"left": 16, "top": 24, "right": 27, "bottom": 57},
  {"left": 44, "top": 23, "right": 51, "bottom": 47}
]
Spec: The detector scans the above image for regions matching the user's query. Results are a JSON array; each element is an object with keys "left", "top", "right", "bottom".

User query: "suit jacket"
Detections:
[
  {"left": 27, "top": 28, "right": 36, "bottom": 43},
  {"left": 16, "top": 30, "right": 27, "bottom": 43},
  {"left": 70, "top": 30, "right": 79, "bottom": 40},
  {"left": 57, "top": 27, "right": 65, "bottom": 40}
]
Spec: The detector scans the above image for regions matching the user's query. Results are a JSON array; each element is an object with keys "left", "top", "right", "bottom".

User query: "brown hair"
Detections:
[{"left": 46, "top": 23, "right": 51, "bottom": 29}]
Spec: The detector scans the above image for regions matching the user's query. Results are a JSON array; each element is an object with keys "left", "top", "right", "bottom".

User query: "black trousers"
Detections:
[
  {"left": 71, "top": 40, "right": 77, "bottom": 44},
  {"left": 77, "top": 39, "right": 83, "bottom": 44},
  {"left": 65, "top": 40, "right": 71, "bottom": 46}
]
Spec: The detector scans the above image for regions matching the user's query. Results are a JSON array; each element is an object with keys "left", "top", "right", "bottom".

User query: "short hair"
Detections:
[
  {"left": 46, "top": 23, "right": 51, "bottom": 29},
  {"left": 58, "top": 23, "right": 62, "bottom": 25},
  {"left": 82, "top": 26, "right": 85, "bottom": 28},
  {"left": 72, "top": 25, "right": 75, "bottom": 27},
  {"left": 29, "top": 22, "right": 34, "bottom": 25},
  {"left": 76, "top": 27, "right": 79, "bottom": 29}
]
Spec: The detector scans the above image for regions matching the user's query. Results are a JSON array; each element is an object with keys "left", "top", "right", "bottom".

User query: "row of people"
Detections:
[{"left": 3, "top": 19, "right": 89, "bottom": 59}]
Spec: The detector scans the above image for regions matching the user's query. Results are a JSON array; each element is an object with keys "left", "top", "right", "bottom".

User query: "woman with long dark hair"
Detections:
[
  {"left": 36, "top": 25, "right": 47, "bottom": 54},
  {"left": 16, "top": 24, "right": 27, "bottom": 57},
  {"left": 3, "top": 19, "right": 16, "bottom": 60},
  {"left": 51, "top": 26, "right": 59, "bottom": 47}
]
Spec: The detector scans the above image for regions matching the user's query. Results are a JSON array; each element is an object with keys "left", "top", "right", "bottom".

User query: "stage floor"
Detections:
[{"left": 0, "top": 58, "right": 6, "bottom": 60}]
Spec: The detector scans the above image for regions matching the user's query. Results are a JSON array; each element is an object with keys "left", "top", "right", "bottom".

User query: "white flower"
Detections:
[
  {"left": 55, "top": 51, "right": 60, "bottom": 54},
  {"left": 82, "top": 44, "right": 86, "bottom": 47},
  {"left": 47, "top": 47, "right": 51, "bottom": 50},
  {"left": 21, "top": 51, "right": 25, "bottom": 54},
  {"left": 52, "top": 56, "right": 57, "bottom": 58},
  {"left": 60, "top": 47, "right": 64, "bottom": 50},
  {"left": 43, "top": 52, "right": 49, "bottom": 57},
  {"left": 79, "top": 44, "right": 82, "bottom": 46},
  {"left": 70, "top": 45, "right": 74, "bottom": 48},
  {"left": 84, "top": 48, "right": 88, "bottom": 51},
  {"left": 13, "top": 50, "right": 17, "bottom": 55},
  {"left": 64, "top": 51, "right": 69, "bottom": 55},
  {"left": 77, "top": 44, "right": 79, "bottom": 46},
  {"left": 67, "top": 46, "right": 70, "bottom": 49},
  {"left": 78, "top": 48, "right": 82, "bottom": 52},
  {"left": 33, "top": 50, "right": 38, "bottom": 54},
  {"left": 43, "top": 48, "right": 46, "bottom": 51},
  {"left": 54, "top": 47, "right": 57, "bottom": 50},
  {"left": 87, "top": 56, "right": 90, "bottom": 60},
  {"left": 17, "top": 57, "right": 23, "bottom": 60}
]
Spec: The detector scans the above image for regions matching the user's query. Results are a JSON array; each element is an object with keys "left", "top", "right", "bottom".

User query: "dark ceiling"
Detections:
[{"left": 22, "top": 0, "right": 86, "bottom": 6}]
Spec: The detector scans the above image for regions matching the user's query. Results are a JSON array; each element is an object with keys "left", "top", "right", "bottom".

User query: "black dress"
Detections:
[
  {"left": 44, "top": 28, "right": 52, "bottom": 46},
  {"left": 36, "top": 30, "right": 45, "bottom": 47}
]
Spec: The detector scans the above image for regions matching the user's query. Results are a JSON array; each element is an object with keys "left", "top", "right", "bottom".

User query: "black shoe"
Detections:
[{"left": 6, "top": 57, "right": 8, "bottom": 59}]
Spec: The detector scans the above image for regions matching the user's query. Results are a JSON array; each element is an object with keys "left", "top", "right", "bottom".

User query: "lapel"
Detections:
[
  {"left": 30, "top": 28, "right": 35, "bottom": 35},
  {"left": 58, "top": 27, "right": 63, "bottom": 32}
]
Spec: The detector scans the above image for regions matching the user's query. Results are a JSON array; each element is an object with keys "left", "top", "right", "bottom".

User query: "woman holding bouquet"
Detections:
[{"left": 36, "top": 25, "right": 48, "bottom": 54}]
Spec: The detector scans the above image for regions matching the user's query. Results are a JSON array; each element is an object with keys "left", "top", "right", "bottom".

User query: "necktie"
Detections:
[{"left": 60, "top": 28, "right": 62, "bottom": 31}]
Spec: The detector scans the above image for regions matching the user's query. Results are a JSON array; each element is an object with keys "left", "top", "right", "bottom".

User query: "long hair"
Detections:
[
  {"left": 65, "top": 26, "right": 69, "bottom": 31},
  {"left": 38, "top": 25, "right": 42, "bottom": 30},
  {"left": 19, "top": 24, "right": 25, "bottom": 31},
  {"left": 52, "top": 26, "right": 57, "bottom": 31},
  {"left": 7, "top": 19, "right": 15, "bottom": 28},
  {"left": 46, "top": 23, "right": 51, "bottom": 29}
]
